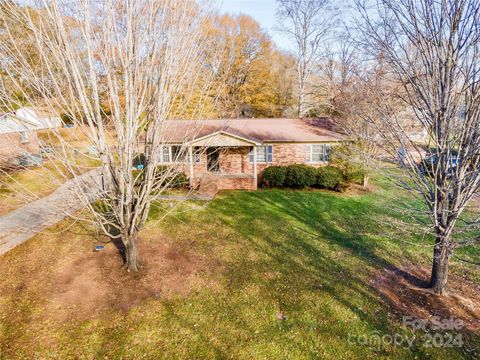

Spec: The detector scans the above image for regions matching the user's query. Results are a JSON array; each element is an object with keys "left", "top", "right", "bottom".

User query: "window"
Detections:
[
  {"left": 20, "top": 131, "right": 29, "bottom": 143},
  {"left": 171, "top": 146, "right": 185, "bottom": 162},
  {"left": 193, "top": 147, "right": 201, "bottom": 163},
  {"left": 249, "top": 145, "right": 273, "bottom": 163},
  {"left": 306, "top": 144, "right": 331, "bottom": 163},
  {"left": 159, "top": 146, "right": 201, "bottom": 164},
  {"left": 158, "top": 146, "right": 172, "bottom": 163},
  {"left": 311, "top": 144, "right": 324, "bottom": 162}
]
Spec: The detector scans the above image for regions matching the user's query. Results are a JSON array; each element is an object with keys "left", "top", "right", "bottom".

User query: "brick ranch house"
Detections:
[
  {"left": 0, "top": 112, "right": 41, "bottom": 167},
  {"left": 159, "top": 118, "right": 345, "bottom": 191}
]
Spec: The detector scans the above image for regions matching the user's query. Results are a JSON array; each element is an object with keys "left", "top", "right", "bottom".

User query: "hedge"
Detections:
[
  {"left": 316, "top": 166, "right": 344, "bottom": 191},
  {"left": 261, "top": 164, "right": 347, "bottom": 191},
  {"left": 284, "top": 164, "right": 317, "bottom": 188},
  {"left": 156, "top": 165, "right": 188, "bottom": 188},
  {"left": 261, "top": 166, "right": 287, "bottom": 187},
  {"left": 133, "top": 165, "right": 188, "bottom": 189}
]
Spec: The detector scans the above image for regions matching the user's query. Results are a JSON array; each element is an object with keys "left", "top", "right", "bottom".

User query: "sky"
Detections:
[{"left": 215, "top": 0, "right": 293, "bottom": 50}]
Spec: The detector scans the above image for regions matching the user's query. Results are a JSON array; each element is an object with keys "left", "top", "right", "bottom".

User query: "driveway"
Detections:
[{"left": 0, "top": 169, "right": 101, "bottom": 256}]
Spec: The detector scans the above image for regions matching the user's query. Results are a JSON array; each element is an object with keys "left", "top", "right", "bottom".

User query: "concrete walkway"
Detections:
[
  {"left": 0, "top": 169, "right": 101, "bottom": 257},
  {"left": 0, "top": 170, "right": 213, "bottom": 257},
  {"left": 157, "top": 193, "right": 214, "bottom": 201}
]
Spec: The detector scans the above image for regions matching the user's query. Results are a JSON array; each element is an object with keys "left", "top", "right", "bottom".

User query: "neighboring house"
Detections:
[
  {"left": 0, "top": 113, "right": 41, "bottom": 166},
  {"left": 404, "top": 124, "right": 429, "bottom": 144},
  {"left": 159, "top": 118, "right": 345, "bottom": 190},
  {"left": 397, "top": 107, "right": 429, "bottom": 144},
  {"left": 15, "top": 106, "right": 63, "bottom": 130}
]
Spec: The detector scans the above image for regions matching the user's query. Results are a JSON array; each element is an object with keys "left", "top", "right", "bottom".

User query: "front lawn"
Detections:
[
  {"left": 0, "top": 161, "right": 69, "bottom": 215},
  {"left": 0, "top": 176, "right": 478, "bottom": 359},
  {"left": 0, "top": 158, "right": 100, "bottom": 216}
]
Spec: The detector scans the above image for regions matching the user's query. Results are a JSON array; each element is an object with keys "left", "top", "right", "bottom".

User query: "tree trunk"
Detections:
[
  {"left": 430, "top": 237, "right": 449, "bottom": 295},
  {"left": 123, "top": 232, "right": 140, "bottom": 272},
  {"left": 362, "top": 173, "right": 369, "bottom": 188},
  {"left": 298, "top": 90, "right": 304, "bottom": 118},
  {"left": 297, "top": 67, "right": 306, "bottom": 118}
]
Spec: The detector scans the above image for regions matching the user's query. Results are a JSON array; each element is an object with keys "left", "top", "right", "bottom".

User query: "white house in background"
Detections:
[
  {"left": 397, "top": 107, "right": 429, "bottom": 144},
  {"left": 15, "top": 106, "right": 63, "bottom": 130},
  {"left": 0, "top": 112, "right": 41, "bottom": 166}
]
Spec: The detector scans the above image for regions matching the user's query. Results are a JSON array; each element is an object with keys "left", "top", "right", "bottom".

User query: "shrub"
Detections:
[
  {"left": 261, "top": 166, "right": 287, "bottom": 187},
  {"left": 316, "top": 166, "right": 344, "bottom": 191},
  {"left": 156, "top": 166, "right": 188, "bottom": 188},
  {"left": 169, "top": 172, "right": 188, "bottom": 188},
  {"left": 284, "top": 164, "right": 317, "bottom": 188},
  {"left": 329, "top": 144, "right": 365, "bottom": 184},
  {"left": 133, "top": 166, "right": 188, "bottom": 189}
]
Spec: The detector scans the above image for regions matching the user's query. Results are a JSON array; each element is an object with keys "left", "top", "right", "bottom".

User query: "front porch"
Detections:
[
  {"left": 188, "top": 147, "right": 258, "bottom": 192},
  {"left": 194, "top": 172, "right": 256, "bottom": 195},
  {"left": 185, "top": 131, "right": 262, "bottom": 192}
]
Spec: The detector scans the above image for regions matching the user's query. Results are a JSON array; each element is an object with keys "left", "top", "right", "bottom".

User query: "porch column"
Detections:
[
  {"left": 253, "top": 146, "right": 257, "bottom": 179},
  {"left": 188, "top": 146, "right": 194, "bottom": 187}
]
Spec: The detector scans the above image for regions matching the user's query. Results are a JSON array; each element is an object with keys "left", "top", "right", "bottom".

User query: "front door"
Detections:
[{"left": 207, "top": 147, "right": 220, "bottom": 172}]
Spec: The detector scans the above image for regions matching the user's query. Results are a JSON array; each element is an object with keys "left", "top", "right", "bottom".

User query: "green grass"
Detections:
[
  {"left": 0, "top": 156, "right": 100, "bottom": 215},
  {"left": 0, "top": 174, "right": 478, "bottom": 359},
  {"left": 0, "top": 161, "right": 67, "bottom": 215},
  {"left": 0, "top": 127, "right": 103, "bottom": 215}
]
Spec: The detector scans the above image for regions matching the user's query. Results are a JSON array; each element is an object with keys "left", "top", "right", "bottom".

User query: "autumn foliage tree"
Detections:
[
  {"left": 0, "top": 0, "right": 218, "bottom": 272},
  {"left": 205, "top": 14, "right": 295, "bottom": 118}
]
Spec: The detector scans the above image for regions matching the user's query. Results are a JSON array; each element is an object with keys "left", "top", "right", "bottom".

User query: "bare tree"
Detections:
[
  {"left": 355, "top": 0, "right": 480, "bottom": 294},
  {"left": 0, "top": 0, "right": 217, "bottom": 271},
  {"left": 276, "top": 0, "right": 336, "bottom": 117},
  {"left": 318, "top": 35, "right": 357, "bottom": 115},
  {"left": 329, "top": 46, "right": 393, "bottom": 188}
]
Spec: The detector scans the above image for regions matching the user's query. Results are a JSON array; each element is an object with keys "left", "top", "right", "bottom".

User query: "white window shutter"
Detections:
[{"left": 325, "top": 144, "right": 332, "bottom": 161}]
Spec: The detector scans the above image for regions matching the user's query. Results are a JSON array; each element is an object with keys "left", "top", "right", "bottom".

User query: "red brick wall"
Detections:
[
  {"left": 190, "top": 147, "right": 250, "bottom": 177},
  {"left": 0, "top": 131, "right": 40, "bottom": 167},
  {"left": 243, "top": 143, "right": 327, "bottom": 175},
  {"left": 219, "top": 147, "right": 248, "bottom": 174},
  {"left": 216, "top": 176, "right": 257, "bottom": 190},
  {"left": 192, "top": 149, "right": 207, "bottom": 173},
  {"left": 186, "top": 143, "right": 333, "bottom": 190},
  {"left": 192, "top": 173, "right": 257, "bottom": 193}
]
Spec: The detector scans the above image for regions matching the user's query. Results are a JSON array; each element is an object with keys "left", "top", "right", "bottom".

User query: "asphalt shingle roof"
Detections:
[{"left": 162, "top": 118, "right": 345, "bottom": 144}]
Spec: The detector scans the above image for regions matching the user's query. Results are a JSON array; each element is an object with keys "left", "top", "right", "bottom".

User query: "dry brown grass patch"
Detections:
[
  {"left": 0, "top": 227, "right": 217, "bottom": 324},
  {"left": 371, "top": 263, "right": 480, "bottom": 332}
]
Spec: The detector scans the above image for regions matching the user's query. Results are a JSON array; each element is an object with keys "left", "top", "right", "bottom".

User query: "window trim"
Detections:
[
  {"left": 306, "top": 144, "right": 331, "bottom": 163},
  {"left": 159, "top": 146, "right": 202, "bottom": 164},
  {"left": 249, "top": 145, "right": 273, "bottom": 163},
  {"left": 159, "top": 146, "right": 172, "bottom": 164}
]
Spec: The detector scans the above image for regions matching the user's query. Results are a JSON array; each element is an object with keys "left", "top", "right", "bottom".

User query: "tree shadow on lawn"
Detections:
[
  {"left": 210, "top": 190, "right": 392, "bottom": 309},
  {"left": 203, "top": 190, "right": 479, "bottom": 357},
  {"left": 373, "top": 263, "right": 480, "bottom": 331},
  {"left": 2, "top": 188, "right": 477, "bottom": 358}
]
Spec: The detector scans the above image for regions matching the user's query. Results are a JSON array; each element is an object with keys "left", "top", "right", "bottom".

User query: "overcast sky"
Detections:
[{"left": 215, "top": 0, "right": 293, "bottom": 51}]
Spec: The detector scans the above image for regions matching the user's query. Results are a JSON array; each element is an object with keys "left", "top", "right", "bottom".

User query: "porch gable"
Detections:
[{"left": 187, "top": 131, "right": 261, "bottom": 147}]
